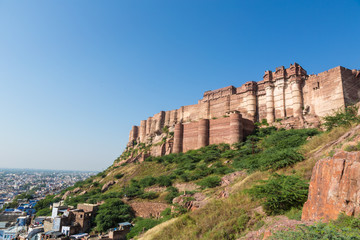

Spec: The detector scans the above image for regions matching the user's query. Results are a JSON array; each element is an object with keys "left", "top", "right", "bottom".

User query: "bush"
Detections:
[
  {"left": 246, "top": 174, "right": 308, "bottom": 215},
  {"left": 165, "top": 186, "right": 180, "bottom": 204},
  {"left": 270, "top": 222, "right": 360, "bottom": 240},
  {"left": 35, "top": 195, "right": 55, "bottom": 211},
  {"left": 95, "top": 198, "right": 134, "bottom": 232},
  {"left": 233, "top": 209, "right": 250, "bottom": 232},
  {"left": 261, "top": 128, "right": 320, "bottom": 149},
  {"left": 36, "top": 208, "right": 52, "bottom": 216},
  {"left": 332, "top": 213, "right": 360, "bottom": 229},
  {"left": 157, "top": 175, "right": 172, "bottom": 187},
  {"left": 233, "top": 128, "right": 318, "bottom": 172},
  {"left": 126, "top": 209, "right": 173, "bottom": 240},
  {"left": 97, "top": 172, "right": 106, "bottom": 178},
  {"left": 101, "top": 192, "right": 123, "bottom": 200},
  {"left": 140, "top": 192, "right": 159, "bottom": 200},
  {"left": 344, "top": 142, "right": 360, "bottom": 152},
  {"left": 196, "top": 176, "right": 221, "bottom": 188},
  {"left": 139, "top": 176, "right": 157, "bottom": 187},
  {"left": 126, "top": 218, "right": 163, "bottom": 239},
  {"left": 114, "top": 173, "right": 124, "bottom": 179},
  {"left": 284, "top": 207, "right": 303, "bottom": 221},
  {"left": 323, "top": 105, "right": 360, "bottom": 131},
  {"left": 122, "top": 181, "right": 144, "bottom": 198}
]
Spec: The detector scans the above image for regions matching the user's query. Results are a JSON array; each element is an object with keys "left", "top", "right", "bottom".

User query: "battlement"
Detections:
[{"left": 202, "top": 86, "right": 236, "bottom": 102}]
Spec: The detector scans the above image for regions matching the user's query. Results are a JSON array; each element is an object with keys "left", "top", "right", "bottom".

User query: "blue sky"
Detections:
[{"left": 0, "top": 0, "right": 359, "bottom": 171}]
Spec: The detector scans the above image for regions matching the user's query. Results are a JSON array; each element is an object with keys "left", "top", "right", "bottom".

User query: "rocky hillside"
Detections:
[{"left": 35, "top": 106, "right": 360, "bottom": 239}]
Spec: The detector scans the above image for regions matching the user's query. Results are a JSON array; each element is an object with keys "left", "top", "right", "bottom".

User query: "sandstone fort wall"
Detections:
[{"left": 128, "top": 63, "right": 360, "bottom": 155}]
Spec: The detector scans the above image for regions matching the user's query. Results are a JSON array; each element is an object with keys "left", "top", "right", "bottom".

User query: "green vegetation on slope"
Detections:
[
  {"left": 322, "top": 105, "right": 360, "bottom": 131},
  {"left": 271, "top": 214, "right": 360, "bottom": 240},
  {"left": 95, "top": 198, "right": 134, "bottom": 232},
  {"left": 41, "top": 106, "right": 360, "bottom": 239},
  {"left": 246, "top": 174, "right": 309, "bottom": 215}
]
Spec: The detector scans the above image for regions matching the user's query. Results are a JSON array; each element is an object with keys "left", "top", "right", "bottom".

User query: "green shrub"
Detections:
[
  {"left": 261, "top": 128, "right": 319, "bottom": 149},
  {"left": 344, "top": 142, "right": 360, "bottom": 152},
  {"left": 196, "top": 176, "right": 221, "bottom": 188},
  {"left": 246, "top": 174, "right": 308, "bottom": 215},
  {"left": 161, "top": 208, "right": 172, "bottom": 217},
  {"left": 284, "top": 207, "right": 303, "bottom": 221},
  {"left": 233, "top": 128, "right": 318, "bottom": 172},
  {"left": 95, "top": 198, "right": 134, "bottom": 232},
  {"left": 139, "top": 176, "right": 157, "bottom": 187},
  {"left": 122, "top": 181, "right": 144, "bottom": 198},
  {"left": 35, "top": 195, "right": 55, "bottom": 211},
  {"left": 332, "top": 213, "right": 360, "bottom": 229},
  {"left": 328, "top": 149, "right": 335, "bottom": 157},
  {"left": 270, "top": 222, "right": 360, "bottom": 240},
  {"left": 261, "top": 118, "right": 269, "bottom": 126},
  {"left": 233, "top": 209, "right": 250, "bottom": 232},
  {"left": 162, "top": 126, "right": 169, "bottom": 134},
  {"left": 157, "top": 175, "right": 172, "bottom": 187},
  {"left": 114, "top": 173, "right": 124, "bottom": 179},
  {"left": 140, "top": 192, "right": 159, "bottom": 199},
  {"left": 35, "top": 208, "right": 51, "bottom": 216},
  {"left": 323, "top": 105, "right": 360, "bottom": 131},
  {"left": 101, "top": 191, "right": 123, "bottom": 200},
  {"left": 97, "top": 172, "right": 106, "bottom": 178},
  {"left": 165, "top": 186, "right": 180, "bottom": 204},
  {"left": 126, "top": 218, "right": 163, "bottom": 239}
]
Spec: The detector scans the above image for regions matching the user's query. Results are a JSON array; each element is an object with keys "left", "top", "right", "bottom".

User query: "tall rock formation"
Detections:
[{"left": 302, "top": 151, "right": 360, "bottom": 222}]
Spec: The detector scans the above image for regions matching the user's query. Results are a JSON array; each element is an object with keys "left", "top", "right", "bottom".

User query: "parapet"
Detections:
[{"left": 202, "top": 85, "right": 236, "bottom": 102}]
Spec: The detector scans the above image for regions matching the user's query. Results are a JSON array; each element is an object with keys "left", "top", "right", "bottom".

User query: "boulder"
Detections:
[
  {"left": 101, "top": 180, "right": 116, "bottom": 192},
  {"left": 221, "top": 171, "right": 246, "bottom": 186},
  {"left": 172, "top": 192, "right": 207, "bottom": 211},
  {"left": 62, "top": 191, "right": 71, "bottom": 200},
  {"left": 72, "top": 187, "right": 81, "bottom": 194},
  {"left": 302, "top": 151, "right": 360, "bottom": 222}
]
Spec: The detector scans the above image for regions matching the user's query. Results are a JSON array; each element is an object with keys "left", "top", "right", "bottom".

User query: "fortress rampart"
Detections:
[{"left": 128, "top": 63, "right": 360, "bottom": 155}]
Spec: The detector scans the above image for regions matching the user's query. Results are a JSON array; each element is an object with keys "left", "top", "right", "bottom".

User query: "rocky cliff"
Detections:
[{"left": 302, "top": 150, "right": 360, "bottom": 222}]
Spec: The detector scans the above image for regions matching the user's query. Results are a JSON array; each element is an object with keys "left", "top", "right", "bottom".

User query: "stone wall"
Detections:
[
  {"left": 128, "top": 63, "right": 360, "bottom": 155},
  {"left": 174, "top": 112, "right": 244, "bottom": 153},
  {"left": 303, "top": 67, "right": 345, "bottom": 117}
]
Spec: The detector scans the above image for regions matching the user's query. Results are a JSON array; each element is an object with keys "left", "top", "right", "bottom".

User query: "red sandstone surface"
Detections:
[
  {"left": 127, "top": 202, "right": 169, "bottom": 218},
  {"left": 302, "top": 151, "right": 360, "bottom": 222}
]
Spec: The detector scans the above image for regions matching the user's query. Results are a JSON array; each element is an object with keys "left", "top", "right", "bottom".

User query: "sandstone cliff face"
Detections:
[{"left": 302, "top": 151, "right": 360, "bottom": 222}]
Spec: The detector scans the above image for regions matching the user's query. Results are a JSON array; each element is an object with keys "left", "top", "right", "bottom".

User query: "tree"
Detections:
[{"left": 95, "top": 199, "right": 134, "bottom": 232}]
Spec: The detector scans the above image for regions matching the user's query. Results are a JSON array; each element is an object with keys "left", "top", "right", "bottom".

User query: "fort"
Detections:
[{"left": 127, "top": 63, "right": 360, "bottom": 157}]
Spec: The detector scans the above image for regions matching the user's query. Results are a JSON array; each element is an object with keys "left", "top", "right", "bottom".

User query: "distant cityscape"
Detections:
[
  {"left": 0, "top": 168, "right": 97, "bottom": 239},
  {"left": 0, "top": 168, "right": 96, "bottom": 206}
]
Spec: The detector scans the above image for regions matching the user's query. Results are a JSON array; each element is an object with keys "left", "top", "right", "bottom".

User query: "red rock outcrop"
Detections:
[
  {"left": 101, "top": 180, "right": 116, "bottom": 192},
  {"left": 242, "top": 216, "right": 312, "bottom": 240},
  {"left": 172, "top": 192, "right": 207, "bottom": 211},
  {"left": 127, "top": 202, "right": 169, "bottom": 218},
  {"left": 302, "top": 151, "right": 360, "bottom": 222}
]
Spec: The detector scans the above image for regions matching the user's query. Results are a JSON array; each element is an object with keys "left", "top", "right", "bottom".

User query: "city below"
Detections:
[{"left": 0, "top": 168, "right": 96, "bottom": 239}]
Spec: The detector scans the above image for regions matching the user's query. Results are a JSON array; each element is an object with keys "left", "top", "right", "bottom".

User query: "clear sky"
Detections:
[{"left": 0, "top": 0, "right": 359, "bottom": 171}]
